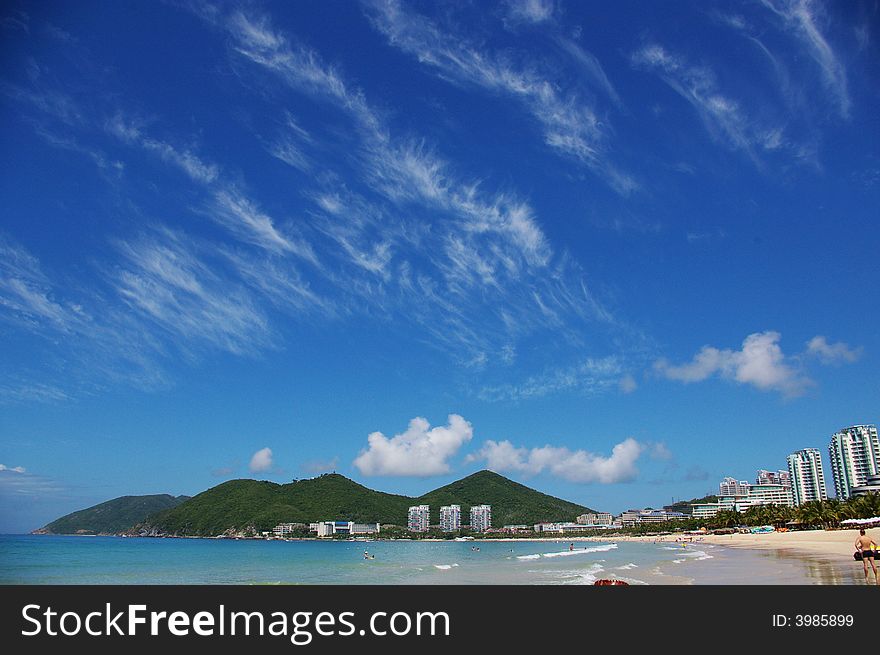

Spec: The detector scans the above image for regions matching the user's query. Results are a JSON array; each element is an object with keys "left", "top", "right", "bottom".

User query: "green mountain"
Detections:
[
  {"left": 142, "top": 475, "right": 413, "bottom": 536},
  {"left": 34, "top": 494, "right": 190, "bottom": 535},
  {"left": 416, "top": 470, "right": 593, "bottom": 526},
  {"left": 139, "top": 470, "right": 594, "bottom": 536}
]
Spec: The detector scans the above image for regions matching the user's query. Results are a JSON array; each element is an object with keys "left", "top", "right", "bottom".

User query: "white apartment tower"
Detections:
[
  {"left": 440, "top": 505, "right": 461, "bottom": 532},
  {"left": 787, "top": 448, "right": 828, "bottom": 505},
  {"left": 469, "top": 505, "right": 492, "bottom": 533},
  {"left": 828, "top": 425, "right": 880, "bottom": 500},
  {"left": 407, "top": 505, "right": 430, "bottom": 532}
]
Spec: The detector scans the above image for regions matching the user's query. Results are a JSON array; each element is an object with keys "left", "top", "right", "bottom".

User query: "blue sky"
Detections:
[{"left": 1, "top": 0, "right": 878, "bottom": 533}]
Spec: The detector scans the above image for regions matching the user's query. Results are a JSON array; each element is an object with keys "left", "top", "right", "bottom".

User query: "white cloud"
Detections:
[
  {"left": 105, "top": 114, "right": 219, "bottom": 184},
  {"left": 353, "top": 414, "right": 473, "bottom": 477},
  {"left": 300, "top": 457, "right": 340, "bottom": 475},
  {"left": 0, "top": 464, "right": 26, "bottom": 473},
  {"left": 648, "top": 442, "right": 673, "bottom": 461},
  {"left": 0, "top": 234, "right": 83, "bottom": 332},
  {"left": 761, "top": 0, "right": 850, "bottom": 118},
  {"left": 210, "top": 190, "right": 317, "bottom": 262},
  {"left": 618, "top": 374, "right": 637, "bottom": 394},
  {"left": 219, "top": 9, "right": 628, "bottom": 366},
  {"left": 631, "top": 44, "right": 788, "bottom": 164},
  {"left": 806, "top": 335, "right": 862, "bottom": 364},
  {"left": 480, "top": 357, "right": 623, "bottom": 401},
  {"left": 467, "top": 437, "right": 644, "bottom": 483},
  {"left": 363, "top": 0, "right": 635, "bottom": 194},
  {"left": 112, "top": 229, "right": 273, "bottom": 356},
  {"left": 654, "top": 331, "right": 810, "bottom": 396},
  {"left": 504, "top": 0, "right": 556, "bottom": 25},
  {"left": 249, "top": 447, "right": 273, "bottom": 473}
]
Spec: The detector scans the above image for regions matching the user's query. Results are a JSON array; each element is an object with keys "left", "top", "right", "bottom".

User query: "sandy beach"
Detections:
[{"left": 624, "top": 528, "right": 872, "bottom": 558}]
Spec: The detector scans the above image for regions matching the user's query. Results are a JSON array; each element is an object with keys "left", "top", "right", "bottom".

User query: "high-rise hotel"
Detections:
[
  {"left": 828, "top": 425, "right": 880, "bottom": 500},
  {"left": 440, "top": 505, "right": 461, "bottom": 532},
  {"left": 469, "top": 505, "right": 492, "bottom": 533},
  {"left": 787, "top": 448, "right": 828, "bottom": 505},
  {"left": 407, "top": 505, "right": 430, "bottom": 532}
]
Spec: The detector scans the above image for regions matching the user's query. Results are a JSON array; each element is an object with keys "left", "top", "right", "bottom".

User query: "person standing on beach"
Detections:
[{"left": 854, "top": 529, "right": 878, "bottom": 585}]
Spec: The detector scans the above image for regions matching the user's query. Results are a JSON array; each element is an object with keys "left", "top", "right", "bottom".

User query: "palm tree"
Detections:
[
  {"left": 850, "top": 492, "right": 880, "bottom": 519},
  {"left": 796, "top": 501, "right": 824, "bottom": 528}
]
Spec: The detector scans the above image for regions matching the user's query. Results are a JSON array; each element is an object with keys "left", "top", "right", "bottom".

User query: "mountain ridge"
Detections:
[{"left": 36, "top": 471, "right": 595, "bottom": 536}]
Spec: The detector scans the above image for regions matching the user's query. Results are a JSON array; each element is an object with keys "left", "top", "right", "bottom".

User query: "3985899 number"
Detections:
[{"left": 794, "top": 614, "right": 853, "bottom": 627}]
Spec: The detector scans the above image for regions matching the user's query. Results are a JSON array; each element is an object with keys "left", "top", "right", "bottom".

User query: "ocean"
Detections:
[{"left": 0, "top": 535, "right": 866, "bottom": 585}]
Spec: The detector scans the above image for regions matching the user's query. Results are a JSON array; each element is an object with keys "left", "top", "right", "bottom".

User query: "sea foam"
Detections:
[{"left": 518, "top": 543, "right": 618, "bottom": 560}]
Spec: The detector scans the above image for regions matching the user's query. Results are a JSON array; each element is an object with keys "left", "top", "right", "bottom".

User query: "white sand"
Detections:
[{"left": 623, "top": 528, "right": 875, "bottom": 558}]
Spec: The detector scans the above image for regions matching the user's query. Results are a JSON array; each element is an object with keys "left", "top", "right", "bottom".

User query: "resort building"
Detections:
[
  {"left": 691, "top": 503, "right": 723, "bottom": 520},
  {"left": 314, "top": 521, "right": 380, "bottom": 537},
  {"left": 470, "top": 505, "right": 492, "bottom": 533},
  {"left": 719, "top": 477, "right": 751, "bottom": 496},
  {"left": 502, "top": 525, "right": 531, "bottom": 534},
  {"left": 690, "top": 481, "right": 793, "bottom": 518},
  {"left": 407, "top": 505, "right": 431, "bottom": 532},
  {"left": 440, "top": 505, "right": 461, "bottom": 532},
  {"left": 756, "top": 469, "right": 791, "bottom": 488},
  {"left": 787, "top": 448, "right": 829, "bottom": 505},
  {"left": 533, "top": 522, "right": 599, "bottom": 533},
  {"left": 828, "top": 425, "right": 880, "bottom": 500},
  {"left": 851, "top": 474, "right": 880, "bottom": 497},
  {"left": 576, "top": 512, "right": 613, "bottom": 526},
  {"left": 618, "top": 508, "right": 690, "bottom": 525},
  {"left": 747, "top": 483, "right": 793, "bottom": 507},
  {"left": 272, "top": 523, "right": 306, "bottom": 537}
]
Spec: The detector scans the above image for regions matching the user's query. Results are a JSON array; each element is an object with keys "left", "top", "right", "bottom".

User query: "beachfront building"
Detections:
[
  {"left": 747, "top": 483, "right": 793, "bottom": 507},
  {"left": 440, "top": 505, "right": 461, "bottom": 532},
  {"left": 787, "top": 448, "right": 828, "bottom": 505},
  {"left": 851, "top": 474, "right": 880, "bottom": 497},
  {"left": 470, "top": 505, "right": 492, "bottom": 533},
  {"left": 314, "top": 521, "right": 380, "bottom": 537},
  {"left": 691, "top": 503, "right": 723, "bottom": 520},
  {"left": 618, "top": 508, "right": 690, "bottom": 525},
  {"left": 757, "top": 469, "right": 791, "bottom": 488},
  {"left": 690, "top": 481, "right": 793, "bottom": 518},
  {"left": 407, "top": 505, "right": 430, "bottom": 532},
  {"left": 273, "top": 523, "right": 307, "bottom": 537},
  {"left": 533, "top": 522, "right": 599, "bottom": 533},
  {"left": 502, "top": 525, "right": 531, "bottom": 534},
  {"left": 577, "top": 512, "right": 613, "bottom": 526},
  {"left": 719, "top": 477, "right": 751, "bottom": 496},
  {"left": 828, "top": 425, "right": 880, "bottom": 500}
]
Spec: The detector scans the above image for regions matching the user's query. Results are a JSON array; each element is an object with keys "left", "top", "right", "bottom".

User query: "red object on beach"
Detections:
[{"left": 593, "top": 579, "right": 629, "bottom": 586}]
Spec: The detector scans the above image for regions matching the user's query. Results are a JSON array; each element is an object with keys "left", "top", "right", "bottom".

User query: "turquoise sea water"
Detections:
[{"left": 0, "top": 535, "right": 865, "bottom": 585}]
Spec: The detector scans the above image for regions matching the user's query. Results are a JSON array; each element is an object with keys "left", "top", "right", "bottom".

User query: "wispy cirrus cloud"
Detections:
[
  {"left": 111, "top": 229, "right": 274, "bottom": 357},
  {"left": 760, "top": 0, "right": 850, "bottom": 118},
  {"left": 210, "top": 189, "right": 317, "bottom": 262},
  {"left": 503, "top": 0, "right": 557, "bottom": 27},
  {"left": 105, "top": 113, "right": 220, "bottom": 184},
  {"left": 362, "top": 0, "right": 635, "bottom": 194},
  {"left": 479, "top": 356, "right": 625, "bottom": 401},
  {"left": 0, "top": 235, "right": 77, "bottom": 331},
  {"left": 631, "top": 44, "right": 789, "bottom": 165},
  {"left": 219, "top": 9, "right": 630, "bottom": 368}
]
